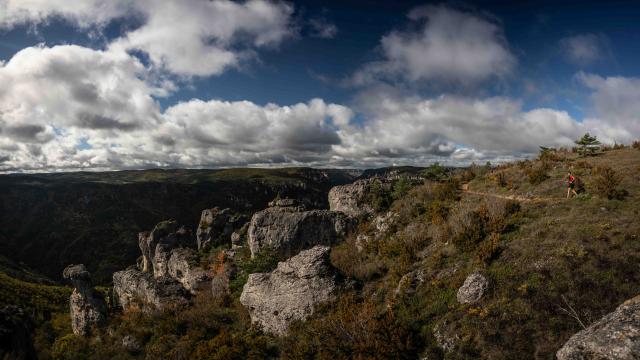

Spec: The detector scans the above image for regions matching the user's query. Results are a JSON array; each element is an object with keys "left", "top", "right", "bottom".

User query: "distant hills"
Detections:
[{"left": 0, "top": 168, "right": 359, "bottom": 284}]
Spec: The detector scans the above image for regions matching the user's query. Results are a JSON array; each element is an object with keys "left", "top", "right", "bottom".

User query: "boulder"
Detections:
[
  {"left": 557, "top": 295, "right": 640, "bottom": 360},
  {"left": 240, "top": 246, "right": 338, "bottom": 335},
  {"left": 457, "top": 272, "right": 489, "bottom": 304},
  {"left": 196, "top": 207, "right": 246, "bottom": 250},
  {"left": 62, "top": 264, "right": 107, "bottom": 336},
  {"left": 112, "top": 267, "right": 190, "bottom": 312},
  {"left": 247, "top": 205, "right": 350, "bottom": 258},
  {"left": 328, "top": 179, "right": 390, "bottom": 218},
  {"left": 138, "top": 220, "right": 193, "bottom": 277},
  {"left": 167, "top": 248, "right": 211, "bottom": 294}
]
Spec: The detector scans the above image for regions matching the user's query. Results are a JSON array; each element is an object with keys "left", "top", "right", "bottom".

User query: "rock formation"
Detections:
[
  {"left": 557, "top": 295, "right": 640, "bottom": 359},
  {"left": 167, "top": 248, "right": 210, "bottom": 294},
  {"left": 240, "top": 245, "right": 338, "bottom": 335},
  {"left": 62, "top": 264, "right": 107, "bottom": 335},
  {"left": 113, "top": 267, "right": 190, "bottom": 311},
  {"left": 113, "top": 220, "right": 204, "bottom": 311},
  {"left": 457, "top": 272, "right": 489, "bottom": 304},
  {"left": 196, "top": 207, "right": 246, "bottom": 250},
  {"left": 328, "top": 179, "right": 390, "bottom": 218},
  {"left": 247, "top": 199, "right": 350, "bottom": 258},
  {"left": 138, "top": 220, "right": 193, "bottom": 277}
]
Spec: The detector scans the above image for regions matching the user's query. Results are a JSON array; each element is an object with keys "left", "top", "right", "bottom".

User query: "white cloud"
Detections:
[
  {"left": 0, "top": 0, "right": 134, "bottom": 29},
  {"left": 560, "top": 33, "right": 609, "bottom": 67},
  {"left": 1, "top": 45, "right": 631, "bottom": 172},
  {"left": 333, "top": 91, "right": 583, "bottom": 167},
  {"left": 352, "top": 5, "right": 515, "bottom": 85},
  {"left": 578, "top": 72, "right": 640, "bottom": 143},
  {"left": 0, "top": 0, "right": 296, "bottom": 77}
]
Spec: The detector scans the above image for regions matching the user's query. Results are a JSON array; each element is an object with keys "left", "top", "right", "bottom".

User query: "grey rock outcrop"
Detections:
[
  {"left": 557, "top": 295, "right": 640, "bottom": 360},
  {"left": 248, "top": 203, "right": 350, "bottom": 258},
  {"left": 328, "top": 179, "right": 390, "bottom": 218},
  {"left": 196, "top": 207, "right": 246, "bottom": 250},
  {"left": 240, "top": 246, "right": 338, "bottom": 335},
  {"left": 113, "top": 267, "right": 190, "bottom": 312},
  {"left": 138, "top": 220, "right": 193, "bottom": 277},
  {"left": 457, "top": 272, "right": 489, "bottom": 304},
  {"left": 167, "top": 248, "right": 210, "bottom": 294},
  {"left": 62, "top": 264, "right": 107, "bottom": 336}
]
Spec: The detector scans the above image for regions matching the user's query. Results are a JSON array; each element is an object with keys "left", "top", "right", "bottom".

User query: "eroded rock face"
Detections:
[
  {"left": 62, "top": 264, "right": 107, "bottom": 336},
  {"left": 112, "top": 267, "right": 190, "bottom": 312},
  {"left": 557, "top": 295, "right": 640, "bottom": 360},
  {"left": 138, "top": 220, "right": 193, "bottom": 277},
  {"left": 248, "top": 205, "right": 350, "bottom": 258},
  {"left": 196, "top": 207, "right": 246, "bottom": 250},
  {"left": 240, "top": 246, "right": 338, "bottom": 335},
  {"left": 167, "top": 248, "right": 211, "bottom": 294},
  {"left": 457, "top": 272, "right": 489, "bottom": 304},
  {"left": 328, "top": 179, "right": 390, "bottom": 218}
]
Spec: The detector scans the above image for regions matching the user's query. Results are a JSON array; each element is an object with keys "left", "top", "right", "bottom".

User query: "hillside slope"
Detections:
[{"left": 12, "top": 147, "right": 640, "bottom": 359}]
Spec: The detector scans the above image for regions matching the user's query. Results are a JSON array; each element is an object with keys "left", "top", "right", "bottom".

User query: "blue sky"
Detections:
[{"left": 0, "top": 0, "right": 639, "bottom": 171}]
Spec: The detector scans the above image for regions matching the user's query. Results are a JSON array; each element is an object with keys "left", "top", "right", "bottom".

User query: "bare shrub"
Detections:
[
  {"left": 593, "top": 166, "right": 628, "bottom": 200},
  {"left": 525, "top": 163, "right": 550, "bottom": 185},
  {"left": 476, "top": 232, "right": 501, "bottom": 264}
]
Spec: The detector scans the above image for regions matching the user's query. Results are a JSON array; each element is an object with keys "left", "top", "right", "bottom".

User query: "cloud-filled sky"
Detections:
[{"left": 0, "top": 0, "right": 639, "bottom": 172}]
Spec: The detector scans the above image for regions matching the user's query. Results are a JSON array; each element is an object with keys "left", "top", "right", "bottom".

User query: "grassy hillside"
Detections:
[
  {"left": 0, "top": 168, "right": 357, "bottom": 284},
  {"left": 17, "top": 146, "right": 640, "bottom": 359}
]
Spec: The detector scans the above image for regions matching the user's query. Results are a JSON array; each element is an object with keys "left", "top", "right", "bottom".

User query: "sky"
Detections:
[{"left": 0, "top": 0, "right": 639, "bottom": 172}]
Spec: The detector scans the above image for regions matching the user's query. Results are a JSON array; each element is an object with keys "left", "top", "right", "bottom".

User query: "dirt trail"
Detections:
[{"left": 461, "top": 183, "right": 556, "bottom": 203}]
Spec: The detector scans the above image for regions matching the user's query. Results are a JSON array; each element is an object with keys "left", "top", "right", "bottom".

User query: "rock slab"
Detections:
[
  {"left": 247, "top": 205, "right": 350, "bottom": 258},
  {"left": 557, "top": 295, "right": 640, "bottom": 360},
  {"left": 240, "top": 245, "right": 337, "bottom": 335},
  {"left": 113, "top": 267, "right": 190, "bottom": 312}
]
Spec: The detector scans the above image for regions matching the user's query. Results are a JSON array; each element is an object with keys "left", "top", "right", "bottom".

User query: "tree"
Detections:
[
  {"left": 575, "top": 133, "right": 601, "bottom": 156},
  {"left": 421, "top": 162, "right": 448, "bottom": 181}
]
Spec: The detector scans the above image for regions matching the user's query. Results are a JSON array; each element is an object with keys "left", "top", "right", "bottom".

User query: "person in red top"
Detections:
[{"left": 565, "top": 171, "right": 578, "bottom": 199}]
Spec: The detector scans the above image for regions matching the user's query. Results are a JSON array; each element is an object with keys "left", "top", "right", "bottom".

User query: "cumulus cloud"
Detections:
[
  {"left": 0, "top": 45, "right": 630, "bottom": 172},
  {"left": 577, "top": 72, "right": 640, "bottom": 142},
  {"left": 332, "top": 91, "right": 583, "bottom": 166},
  {"left": 560, "top": 33, "right": 609, "bottom": 67},
  {"left": 352, "top": 5, "right": 515, "bottom": 85},
  {"left": 0, "top": 0, "right": 133, "bottom": 28},
  {"left": 0, "top": 0, "right": 295, "bottom": 77}
]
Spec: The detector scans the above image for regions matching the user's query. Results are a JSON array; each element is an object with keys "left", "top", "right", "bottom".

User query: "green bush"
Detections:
[
  {"left": 421, "top": 162, "right": 448, "bottom": 181},
  {"left": 392, "top": 177, "right": 414, "bottom": 200},
  {"left": 366, "top": 181, "right": 393, "bottom": 212}
]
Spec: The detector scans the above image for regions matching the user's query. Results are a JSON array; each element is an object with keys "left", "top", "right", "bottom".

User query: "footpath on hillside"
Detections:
[{"left": 461, "top": 183, "right": 558, "bottom": 203}]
